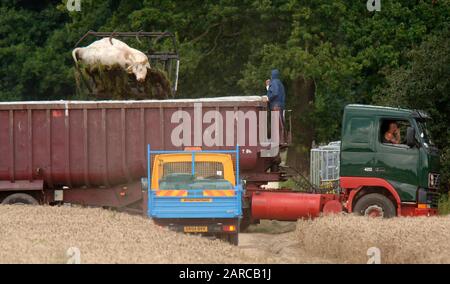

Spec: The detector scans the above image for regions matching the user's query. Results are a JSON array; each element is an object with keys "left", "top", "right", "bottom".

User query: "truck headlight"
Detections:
[{"left": 428, "top": 173, "right": 440, "bottom": 189}]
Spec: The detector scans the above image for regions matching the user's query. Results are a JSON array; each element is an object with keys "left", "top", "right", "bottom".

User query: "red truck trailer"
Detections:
[{"left": 0, "top": 97, "right": 288, "bottom": 214}]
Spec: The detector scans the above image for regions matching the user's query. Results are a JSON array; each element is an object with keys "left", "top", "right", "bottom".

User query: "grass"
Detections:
[
  {"left": 279, "top": 178, "right": 300, "bottom": 190},
  {"left": 438, "top": 193, "right": 450, "bottom": 215}
]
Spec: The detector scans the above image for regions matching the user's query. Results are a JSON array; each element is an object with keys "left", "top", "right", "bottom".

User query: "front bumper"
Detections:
[
  {"left": 401, "top": 207, "right": 438, "bottom": 217},
  {"left": 167, "top": 224, "right": 236, "bottom": 234},
  {"left": 154, "top": 218, "right": 239, "bottom": 234}
]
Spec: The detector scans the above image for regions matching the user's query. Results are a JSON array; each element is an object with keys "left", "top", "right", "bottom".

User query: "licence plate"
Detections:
[
  {"left": 184, "top": 226, "right": 208, "bottom": 233},
  {"left": 181, "top": 198, "right": 212, "bottom": 203}
]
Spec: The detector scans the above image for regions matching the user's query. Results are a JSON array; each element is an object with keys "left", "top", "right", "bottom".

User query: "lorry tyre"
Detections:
[
  {"left": 227, "top": 233, "right": 239, "bottom": 246},
  {"left": 353, "top": 193, "right": 396, "bottom": 218},
  {"left": 240, "top": 209, "right": 252, "bottom": 232},
  {"left": 1, "top": 193, "right": 39, "bottom": 205}
]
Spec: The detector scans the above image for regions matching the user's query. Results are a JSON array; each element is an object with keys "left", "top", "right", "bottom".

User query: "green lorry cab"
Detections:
[{"left": 340, "top": 104, "right": 440, "bottom": 217}]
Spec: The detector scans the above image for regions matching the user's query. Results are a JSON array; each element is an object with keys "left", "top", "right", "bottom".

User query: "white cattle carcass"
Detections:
[{"left": 72, "top": 38, "right": 151, "bottom": 82}]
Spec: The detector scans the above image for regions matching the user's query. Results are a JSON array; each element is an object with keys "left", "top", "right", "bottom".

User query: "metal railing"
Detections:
[{"left": 310, "top": 142, "right": 340, "bottom": 191}]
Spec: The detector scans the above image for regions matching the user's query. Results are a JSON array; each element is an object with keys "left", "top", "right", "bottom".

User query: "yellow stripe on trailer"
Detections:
[
  {"left": 203, "top": 190, "right": 235, "bottom": 197},
  {"left": 155, "top": 190, "right": 188, "bottom": 197}
]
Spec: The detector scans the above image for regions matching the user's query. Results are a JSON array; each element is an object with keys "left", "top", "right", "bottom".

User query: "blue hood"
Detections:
[
  {"left": 271, "top": 69, "right": 280, "bottom": 80},
  {"left": 267, "top": 69, "right": 285, "bottom": 110}
]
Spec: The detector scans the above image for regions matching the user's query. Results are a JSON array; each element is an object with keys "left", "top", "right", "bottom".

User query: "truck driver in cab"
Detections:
[{"left": 383, "top": 121, "right": 401, "bottom": 144}]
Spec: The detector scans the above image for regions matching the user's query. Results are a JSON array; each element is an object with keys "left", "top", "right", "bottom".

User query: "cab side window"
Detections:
[{"left": 379, "top": 119, "right": 411, "bottom": 146}]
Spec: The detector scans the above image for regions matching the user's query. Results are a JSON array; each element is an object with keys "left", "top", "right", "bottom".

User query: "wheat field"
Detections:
[
  {"left": 296, "top": 215, "right": 450, "bottom": 264},
  {"left": 2, "top": 205, "right": 449, "bottom": 264},
  {"left": 0, "top": 205, "right": 256, "bottom": 264}
]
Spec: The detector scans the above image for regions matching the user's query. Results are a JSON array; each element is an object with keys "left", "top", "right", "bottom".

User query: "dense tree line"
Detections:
[{"left": 0, "top": 0, "right": 449, "bottom": 189}]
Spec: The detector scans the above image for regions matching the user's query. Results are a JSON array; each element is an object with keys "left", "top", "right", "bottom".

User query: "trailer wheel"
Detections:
[
  {"left": 1, "top": 193, "right": 39, "bottom": 205},
  {"left": 353, "top": 193, "right": 396, "bottom": 218}
]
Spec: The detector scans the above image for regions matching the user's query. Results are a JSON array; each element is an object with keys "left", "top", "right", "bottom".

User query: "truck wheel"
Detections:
[
  {"left": 227, "top": 233, "right": 239, "bottom": 246},
  {"left": 353, "top": 193, "right": 396, "bottom": 218},
  {"left": 240, "top": 209, "right": 252, "bottom": 232},
  {"left": 1, "top": 193, "right": 39, "bottom": 205}
]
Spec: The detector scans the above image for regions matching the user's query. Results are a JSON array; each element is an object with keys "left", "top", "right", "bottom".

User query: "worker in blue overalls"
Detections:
[
  {"left": 265, "top": 69, "right": 286, "bottom": 144},
  {"left": 266, "top": 69, "right": 286, "bottom": 114}
]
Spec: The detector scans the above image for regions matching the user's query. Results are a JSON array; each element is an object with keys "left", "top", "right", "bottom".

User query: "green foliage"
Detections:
[
  {"left": 375, "top": 27, "right": 450, "bottom": 190},
  {"left": 438, "top": 194, "right": 450, "bottom": 215},
  {"left": 240, "top": 0, "right": 450, "bottom": 143}
]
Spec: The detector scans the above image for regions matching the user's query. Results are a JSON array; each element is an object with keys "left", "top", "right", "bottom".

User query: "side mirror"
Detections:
[{"left": 406, "top": 127, "right": 416, "bottom": 147}]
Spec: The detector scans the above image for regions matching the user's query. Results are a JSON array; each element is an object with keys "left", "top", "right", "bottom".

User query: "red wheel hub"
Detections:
[{"left": 364, "top": 205, "right": 384, "bottom": 218}]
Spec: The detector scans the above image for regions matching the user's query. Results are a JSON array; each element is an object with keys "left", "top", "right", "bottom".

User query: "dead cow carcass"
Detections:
[{"left": 72, "top": 38, "right": 151, "bottom": 82}]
